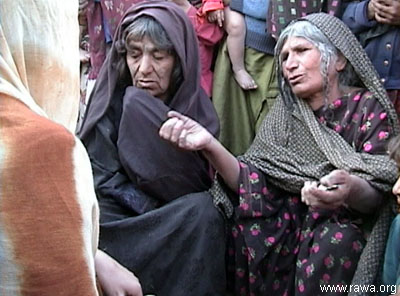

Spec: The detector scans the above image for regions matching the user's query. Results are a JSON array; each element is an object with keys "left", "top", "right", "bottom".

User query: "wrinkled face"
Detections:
[
  {"left": 280, "top": 37, "right": 324, "bottom": 108},
  {"left": 126, "top": 36, "right": 175, "bottom": 101}
]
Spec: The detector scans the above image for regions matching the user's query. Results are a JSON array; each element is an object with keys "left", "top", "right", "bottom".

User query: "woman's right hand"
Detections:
[
  {"left": 301, "top": 170, "right": 353, "bottom": 210},
  {"left": 301, "top": 169, "right": 381, "bottom": 213},
  {"left": 161, "top": 111, "right": 241, "bottom": 191},
  {"left": 159, "top": 111, "right": 213, "bottom": 151},
  {"left": 95, "top": 250, "right": 143, "bottom": 296}
]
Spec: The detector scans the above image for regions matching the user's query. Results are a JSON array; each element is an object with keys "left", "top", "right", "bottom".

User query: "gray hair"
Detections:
[
  {"left": 115, "top": 15, "right": 182, "bottom": 100},
  {"left": 275, "top": 20, "right": 359, "bottom": 109}
]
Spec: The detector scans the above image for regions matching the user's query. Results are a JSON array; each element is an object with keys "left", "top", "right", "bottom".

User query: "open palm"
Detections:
[{"left": 159, "top": 111, "right": 213, "bottom": 151}]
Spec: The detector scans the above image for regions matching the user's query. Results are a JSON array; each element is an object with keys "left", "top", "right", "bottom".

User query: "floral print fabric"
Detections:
[
  {"left": 228, "top": 89, "right": 392, "bottom": 295},
  {"left": 86, "top": 0, "right": 142, "bottom": 79},
  {"left": 315, "top": 89, "right": 391, "bottom": 153},
  {"left": 267, "top": 0, "right": 342, "bottom": 39}
]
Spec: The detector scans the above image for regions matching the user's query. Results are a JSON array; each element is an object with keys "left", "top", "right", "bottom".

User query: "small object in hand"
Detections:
[
  {"left": 318, "top": 184, "right": 339, "bottom": 191},
  {"left": 325, "top": 184, "right": 339, "bottom": 191}
]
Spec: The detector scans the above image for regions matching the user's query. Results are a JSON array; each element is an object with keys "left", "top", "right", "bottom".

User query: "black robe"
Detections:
[{"left": 78, "top": 1, "right": 226, "bottom": 295}]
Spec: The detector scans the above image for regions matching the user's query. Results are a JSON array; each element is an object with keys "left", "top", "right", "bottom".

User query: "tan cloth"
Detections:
[
  {"left": 0, "top": 1, "right": 99, "bottom": 295},
  {"left": 0, "top": 0, "right": 80, "bottom": 132}
]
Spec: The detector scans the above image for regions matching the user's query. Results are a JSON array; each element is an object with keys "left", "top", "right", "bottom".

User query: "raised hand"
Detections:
[
  {"left": 160, "top": 110, "right": 241, "bottom": 191},
  {"left": 159, "top": 110, "right": 213, "bottom": 151}
]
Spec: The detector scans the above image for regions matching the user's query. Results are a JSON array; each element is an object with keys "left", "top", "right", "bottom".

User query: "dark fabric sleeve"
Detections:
[
  {"left": 117, "top": 87, "right": 212, "bottom": 203},
  {"left": 83, "top": 104, "right": 159, "bottom": 215}
]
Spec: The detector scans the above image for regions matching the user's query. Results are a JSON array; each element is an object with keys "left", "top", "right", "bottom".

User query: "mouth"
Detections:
[
  {"left": 136, "top": 80, "right": 156, "bottom": 89},
  {"left": 288, "top": 74, "right": 303, "bottom": 85}
]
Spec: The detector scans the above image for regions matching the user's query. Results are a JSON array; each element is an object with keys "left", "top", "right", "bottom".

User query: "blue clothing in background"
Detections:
[
  {"left": 383, "top": 214, "right": 400, "bottom": 286},
  {"left": 230, "top": 0, "right": 276, "bottom": 54},
  {"left": 341, "top": 0, "right": 400, "bottom": 90}
]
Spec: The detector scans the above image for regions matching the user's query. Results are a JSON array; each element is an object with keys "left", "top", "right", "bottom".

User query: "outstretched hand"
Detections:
[{"left": 159, "top": 111, "right": 213, "bottom": 151}]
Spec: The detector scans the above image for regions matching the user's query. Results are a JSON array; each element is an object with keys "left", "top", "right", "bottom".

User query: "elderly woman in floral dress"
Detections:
[{"left": 160, "top": 13, "right": 399, "bottom": 296}]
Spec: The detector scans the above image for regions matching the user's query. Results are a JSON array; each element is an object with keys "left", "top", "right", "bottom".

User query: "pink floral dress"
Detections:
[{"left": 227, "top": 89, "right": 393, "bottom": 296}]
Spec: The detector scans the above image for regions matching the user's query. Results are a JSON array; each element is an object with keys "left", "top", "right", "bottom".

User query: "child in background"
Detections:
[
  {"left": 170, "top": 0, "right": 224, "bottom": 98},
  {"left": 383, "top": 134, "right": 400, "bottom": 295},
  {"left": 203, "top": 0, "right": 257, "bottom": 90}
]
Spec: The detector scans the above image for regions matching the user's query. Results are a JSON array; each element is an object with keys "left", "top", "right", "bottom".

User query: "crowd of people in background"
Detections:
[{"left": 1, "top": 0, "right": 400, "bottom": 295}]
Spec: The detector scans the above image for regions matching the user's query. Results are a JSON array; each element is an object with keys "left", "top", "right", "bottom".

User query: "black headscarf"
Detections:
[
  {"left": 78, "top": 0, "right": 219, "bottom": 212},
  {"left": 78, "top": 0, "right": 219, "bottom": 138}
]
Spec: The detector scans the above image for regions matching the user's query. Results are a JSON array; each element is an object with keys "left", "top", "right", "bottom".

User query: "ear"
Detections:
[{"left": 335, "top": 53, "right": 347, "bottom": 72}]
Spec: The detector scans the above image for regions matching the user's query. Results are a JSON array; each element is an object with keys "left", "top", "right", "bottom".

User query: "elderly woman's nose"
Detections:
[
  {"left": 138, "top": 55, "right": 153, "bottom": 74},
  {"left": 284, "top": 53, "right": 297, "bottom": 70}
]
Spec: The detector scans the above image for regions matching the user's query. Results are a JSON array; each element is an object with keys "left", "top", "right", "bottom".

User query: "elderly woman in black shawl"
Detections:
[
  {"left": 160, "top": 13, "right": 399, "bottom": 296},
  {"left": 78, "top": 1, "right": 226, "bottom": 295}
]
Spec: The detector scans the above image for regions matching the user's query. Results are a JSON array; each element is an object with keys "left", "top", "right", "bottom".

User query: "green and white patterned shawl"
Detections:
[{"left": 211, "top": 13, "right": 399, "bottom": 294}]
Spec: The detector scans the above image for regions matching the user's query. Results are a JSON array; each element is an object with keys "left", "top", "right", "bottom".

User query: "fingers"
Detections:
[
  {"left": 207, "top": 10, "right": 225, "bottom": 27},
  {"left": 302, "top": 181, "right": 345, "bottom": 210},
  {"left": 217, "top": 17, "right": 223, "bottom": 27},
  {"left": 301, "top": 181, "right": 318, "bottom": 205},
  {"left": 217, "top": 12, "right": 223, "bottom": 27},
  {"left": 177, "top": 128, "right": 188, "bottom": 148},
  {"left": 375, "top": 11, "right": 397, "bottom": 24},
  {"left": 170, "top": 118, "right": 185, "bottom": 143},
  {"left": 167, "top": 110, "right": 185, "bottom": 119},
  {"left": 159, "top": 114, "right": 191, "bottom": 148},
  {"left": 373, "top": 1, "right": 391, "bottom": 18},
  {"left": 372, "top": 0, "right": 400, "bottom": 24},
  {"left": 159, "top": 117, "right": 180, "bottom": 142},
  {"left": 313, "top": 189, "right": 344, "bottom": 209},
  {"left": 319, "top": 169, "right": 348, "bottom": 187},
  {"left": 207, "top": 11, "right": 219, "bottom": 24}
]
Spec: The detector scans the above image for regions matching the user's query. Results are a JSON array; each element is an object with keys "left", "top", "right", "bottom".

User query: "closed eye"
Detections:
[
  {"left": 296, "top": 46, "right": 311, "bottom": 54},
  {"left": 128, "top": 50, "right": 141, "bottom": 59},
  {"left": 153, "top": 50, "right": 169, "bottom": 61}
]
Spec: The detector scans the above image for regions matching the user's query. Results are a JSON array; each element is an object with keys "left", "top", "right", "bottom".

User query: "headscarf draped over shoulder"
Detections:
[{"left": 78, "top": 0, "right": 219, "bottom": 139}]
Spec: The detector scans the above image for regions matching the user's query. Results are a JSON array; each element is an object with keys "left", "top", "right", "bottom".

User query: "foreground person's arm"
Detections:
[
  {"left": 95, "top": 250, "right": 143, "bottom": 296},
  {"left": 159, "top": 111, "right": 240, "bottom": 191}
]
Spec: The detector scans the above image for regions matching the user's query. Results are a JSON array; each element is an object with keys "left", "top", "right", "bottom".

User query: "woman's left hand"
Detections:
[{"left": 301, "top": 170, "right": 352, "bottom": 210}]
